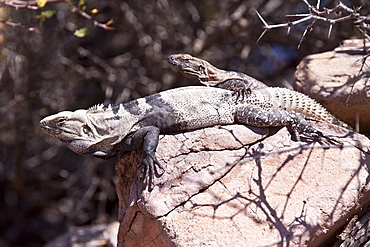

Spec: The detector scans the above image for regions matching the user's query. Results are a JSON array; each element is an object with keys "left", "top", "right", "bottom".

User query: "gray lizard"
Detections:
[
  {"left": 167, "top": 53, "right": 268, "bottom": 93},
  {"left": 168, "top": 53, "right": 352, "bottom": 130},
  {"left": 40, "top": 86, "right": 348, "bottom": 181}
]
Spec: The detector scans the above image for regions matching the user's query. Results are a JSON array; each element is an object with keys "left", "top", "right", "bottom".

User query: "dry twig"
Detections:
[
  {"left": 257, "top": 0, "right": 370, "bottom": 110},
  {"left": 0, "top": 19, "right": 38, "bottom": 32},
  {"left": 256, "top": 0, "right": 370, "bottom": 48}
]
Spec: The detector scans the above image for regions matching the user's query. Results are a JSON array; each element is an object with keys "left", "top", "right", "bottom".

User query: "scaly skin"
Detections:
[
  {"left": 168, "top": 54, "right": 352, "bottom": 131},
  {"left": 167, "top": 53, "right": 267, "bottom": 91},
  {"left": 40, "top": 86, "right": 345, "bottom": 182},
  {"left": 247, "top": 87, "right": 352, "bottom": 130}
]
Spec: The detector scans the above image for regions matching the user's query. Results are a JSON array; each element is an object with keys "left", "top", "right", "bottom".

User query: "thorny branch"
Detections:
[
  {"left": 256, "top": 0, "right": 370, "bottom": 108},
  {"left": 0, "top": 0, "right": 114, "bottom": 32},
  {"left": 256, "top": 1, "right": 370, "bottom": 49}
]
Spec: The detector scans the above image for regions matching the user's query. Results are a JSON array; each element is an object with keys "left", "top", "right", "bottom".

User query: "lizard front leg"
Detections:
[
  {"left": 116, "top": 126, "right": 164, "bottom": 181},
  {"left": 216, "top": 79, "right": 252, "bottom": 94},
  {"left": 216, "top": 79, "right": 251, "bottom": 101}
]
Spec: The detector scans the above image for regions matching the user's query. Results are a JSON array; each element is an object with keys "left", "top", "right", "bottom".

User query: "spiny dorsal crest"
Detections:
[{"left": 87, "top": 104, "right": 121, "bottom": 114}]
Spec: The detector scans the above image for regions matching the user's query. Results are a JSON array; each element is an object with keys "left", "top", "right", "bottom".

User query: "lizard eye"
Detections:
[
  {"left": 57, "top": 117, "right": 67, "bottom": 126},
  {"left": 82, "top": 125, "right": 92, "bottom": 135},
  {"left": 198, "top": 65, "right": 205, "bottom": 73}
]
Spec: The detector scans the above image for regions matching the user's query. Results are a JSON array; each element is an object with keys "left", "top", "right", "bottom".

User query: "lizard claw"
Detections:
[
  {"left": 139, "top": 152, "right": 166, "bottom": 183},
  {"left": 321, "top": 135, "right": 343, "bottom": 146},
  {"left": 300, "top": 129, "right": 344, "bottom": 146}
]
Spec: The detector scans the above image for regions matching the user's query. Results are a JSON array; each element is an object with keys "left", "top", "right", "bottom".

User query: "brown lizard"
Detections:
[
  {"left": 168, "top": 53, "right": 352, "bottom": 131},
  {"left": 167, "top": 53, "right": 268, "bottom": 94}
]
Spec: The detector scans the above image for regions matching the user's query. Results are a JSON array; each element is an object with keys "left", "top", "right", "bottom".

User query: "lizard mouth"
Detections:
[
  {"left": 39, "top": 120, "right": 56, "bottom": 133},
  {"left": 40, "top": 125, "right": 61, "bottom": 138},
  {"left": 39, "top": 121, "right": 79, "bottom": 140},
  {"left": 181, "top": 68, "right": 200, "bottom": 76},
  {"left": 167, "top": 57, "right": 191, "bottom": 70},
  {"left": 167, "top": 63, "right": 199, "bottom": 78}
]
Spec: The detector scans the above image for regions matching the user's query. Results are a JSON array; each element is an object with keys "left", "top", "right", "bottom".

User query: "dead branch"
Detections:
[
  {"left": 256, "top": 0, "right": 370, "bottom": 47},
  {"left": 0, "top": 19, "right": 38, "bottom": 32}
]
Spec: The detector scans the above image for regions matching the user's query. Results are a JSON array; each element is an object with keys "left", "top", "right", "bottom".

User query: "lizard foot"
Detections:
[
  {"left": 319, "top": 134, "right": 344, "bottom": 146},
  {"left": 299, "top": 129, "right": 344, "bottom": 147},
  {"left": 139, "top": 151, "right": 166, "bottom": 185},
  {"left": 287, "top": 113, "right": 344, "bottom": 147}
]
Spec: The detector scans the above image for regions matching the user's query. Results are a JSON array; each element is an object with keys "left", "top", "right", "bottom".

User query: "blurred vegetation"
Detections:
[{"left": 0, "top": 0, "right": 369, "bottom": 246}]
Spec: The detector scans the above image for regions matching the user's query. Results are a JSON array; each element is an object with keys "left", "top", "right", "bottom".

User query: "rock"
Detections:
[
  {"left": 44, "top": 221, "right": 119, "bottom": 247},
  {"left": 293, "top": 39, "right": 370, "bottom": 134},
  {"left": 115, "top": 124, "right": 370, "bottom": 247}
]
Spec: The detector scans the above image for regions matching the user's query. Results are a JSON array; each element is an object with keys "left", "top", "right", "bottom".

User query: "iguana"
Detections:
[
  {"left": 168, "top": 53, "right": 352, "bottom": 130},
  {"left": 40, "top": 86, "right": 349, "bottom": 181},
  {"left": 167, "top": 53, "right": 268, "bottom": 93}
]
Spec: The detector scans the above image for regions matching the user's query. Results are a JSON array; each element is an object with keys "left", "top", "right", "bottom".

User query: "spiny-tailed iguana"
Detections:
[
  {"left": 167, "top": 53, "right": 267, "bottom": 93},
  {"left": 168, "top": 53, "right": 352, "bottom": 130},
  {"left": 39, "top": 86, "right": 345, "bottom": 180}
]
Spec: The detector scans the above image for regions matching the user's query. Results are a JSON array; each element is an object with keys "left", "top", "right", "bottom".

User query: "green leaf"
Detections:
[
  {"left": 74, "top": 27, "right": 90, "bottom": 37},
  {"left": 36, "top": 0, "right": 48, "bottom": 8},
  {"left": 78, "top": 0, "right": 86, "bottom": 8},
  {"left": 41, "top": 10, "right": 57, "bottom": 19}
]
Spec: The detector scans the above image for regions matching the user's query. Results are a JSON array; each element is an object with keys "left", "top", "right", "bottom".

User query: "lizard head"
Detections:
[
  {"left": 40, "top": 110, "right": 119, "bottom": 158},
  {"left": 167, "top": 53, "right": 227, "bottom": 86}
]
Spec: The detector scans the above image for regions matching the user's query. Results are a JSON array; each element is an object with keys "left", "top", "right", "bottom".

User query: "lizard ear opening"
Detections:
[{"left": 82, "top": 124, "right": 92, "bottom": 135}]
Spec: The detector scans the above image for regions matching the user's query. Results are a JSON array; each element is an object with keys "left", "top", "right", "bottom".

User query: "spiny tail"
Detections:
[
  {"left": 277, "top": 88, "right": 352, "bottom": 130},
  {"left": 253, "top": 88, "right": 353, "bottom": 130}
]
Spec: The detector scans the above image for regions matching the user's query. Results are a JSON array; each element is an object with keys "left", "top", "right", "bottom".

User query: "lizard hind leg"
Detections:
[
  {"left": 236, "top": 106, "right": 297, "bottom": 128},
  {"left": 288, "top": 111, "right": 343, "bottom": 146},
  {"left": 236, "top": 106, "right": 342, "bottom": 145}
]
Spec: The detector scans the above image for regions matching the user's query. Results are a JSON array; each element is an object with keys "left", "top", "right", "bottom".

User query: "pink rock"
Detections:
[
  {"left": 115, "top": 124, "right": 370, "bottom": 246},
  {"left": 293, "top": 39, "right": 370, "bottom": 134}
]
